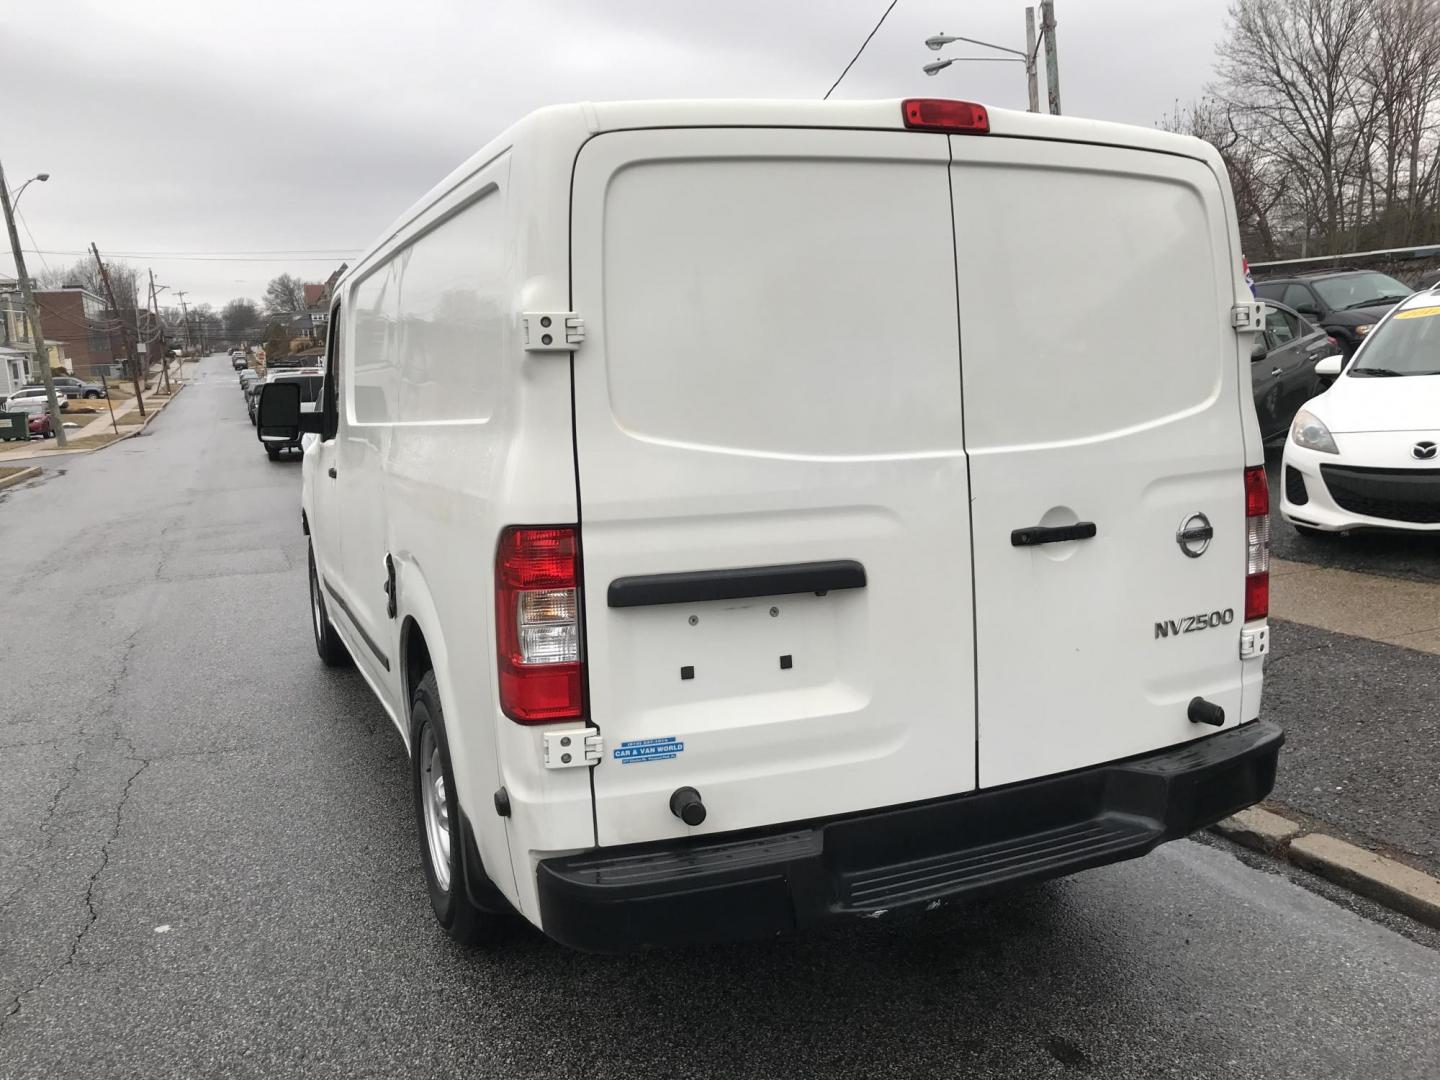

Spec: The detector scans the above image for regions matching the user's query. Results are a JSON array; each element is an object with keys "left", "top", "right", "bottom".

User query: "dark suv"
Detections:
[{"left": 1253, "top": 270, "right": 1412, "bottom": 357}]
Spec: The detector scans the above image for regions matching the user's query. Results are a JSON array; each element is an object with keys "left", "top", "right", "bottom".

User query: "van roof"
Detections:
[{"left": 343, "top": 98, "right": 1222, "bottom": 293}]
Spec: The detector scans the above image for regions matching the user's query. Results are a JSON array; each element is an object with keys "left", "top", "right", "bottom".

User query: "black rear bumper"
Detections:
[{"left": 538, "top": 720, "right": 1282, "bottom": 952}]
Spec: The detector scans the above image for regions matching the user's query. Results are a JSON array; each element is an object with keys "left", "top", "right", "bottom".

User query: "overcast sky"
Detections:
[{"left": 6, "top": 0, "right": 1230, "bottom": 312}]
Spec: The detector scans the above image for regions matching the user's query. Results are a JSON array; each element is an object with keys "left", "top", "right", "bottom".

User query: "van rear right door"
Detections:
[{"left": 948, "top": 136, "right": 1252, "bottom": 788}]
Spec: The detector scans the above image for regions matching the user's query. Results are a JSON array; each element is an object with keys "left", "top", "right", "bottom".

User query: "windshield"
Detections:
[
  {"left": 1312, "top": 272, "right": 1412, "bottom": 310},
  {"left": 1349, "top": 304, "right": 1440, "bottom": 376}
]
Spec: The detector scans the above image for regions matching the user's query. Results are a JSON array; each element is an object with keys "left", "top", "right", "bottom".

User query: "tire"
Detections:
[
  {"left": 411, "top": 672, "right": 504, "bottom": 945},
  {"left": 307, "top": 544, "right": 350, "bottom": 667},
  {"left": 84, "top": 390, "right": 102, "bottom": 399},
  {"left": 266, "top": 446, "right": 281, "bottom": 460}
]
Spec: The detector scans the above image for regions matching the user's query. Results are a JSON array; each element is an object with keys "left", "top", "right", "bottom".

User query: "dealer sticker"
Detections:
[{"left": 613, "top": 736, "right": 685, "bottom": 764}]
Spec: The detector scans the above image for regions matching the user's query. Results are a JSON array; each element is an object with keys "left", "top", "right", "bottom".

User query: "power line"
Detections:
[{"left": 823, "top": 0, "right": 902, "bottom": 101}]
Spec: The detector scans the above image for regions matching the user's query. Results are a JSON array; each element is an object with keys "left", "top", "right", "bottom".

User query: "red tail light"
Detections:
[
  {"left": 495, "top": 526, "right": 583, "bottom": 722},
  {"left": 901, "top": 98, "right": 990, "bottom": 134},
  {"left": 1244, "top": 467, "right": 1269, "bottom": 622}
]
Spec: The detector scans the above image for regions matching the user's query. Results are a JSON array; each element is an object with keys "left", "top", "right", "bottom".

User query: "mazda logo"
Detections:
[{"left": 1414, "top": 441, "right": 1439, "bottom": 460}]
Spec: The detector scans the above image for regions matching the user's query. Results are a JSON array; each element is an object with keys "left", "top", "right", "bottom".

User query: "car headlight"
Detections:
[
  {"left": 1355, "top": 324, "right": 1374, "bottom": 336},
  {"left": 1291, "top": 409, "right": 1339, "bottom": 454}
]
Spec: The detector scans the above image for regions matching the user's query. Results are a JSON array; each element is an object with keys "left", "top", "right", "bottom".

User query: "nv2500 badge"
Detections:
[{"left": 1154, "top": 609, "right": 1235, "bottom": 639}]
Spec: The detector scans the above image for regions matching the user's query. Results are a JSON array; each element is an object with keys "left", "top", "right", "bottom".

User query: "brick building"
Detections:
[{"left": 33, "top": 285, "right": 122, "bottom": 379}]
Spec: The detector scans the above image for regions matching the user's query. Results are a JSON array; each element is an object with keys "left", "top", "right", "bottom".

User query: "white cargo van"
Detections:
[{"left": 258, "top": 98, "right": 1282, "bottom": 952}]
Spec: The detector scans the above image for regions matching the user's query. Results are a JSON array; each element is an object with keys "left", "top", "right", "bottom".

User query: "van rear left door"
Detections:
[{"left": 570, "top": 128, "right": 976, "bottom": 848}]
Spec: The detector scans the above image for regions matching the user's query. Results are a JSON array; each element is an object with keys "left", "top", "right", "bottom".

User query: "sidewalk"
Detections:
[
  {"left": 0, "top": 380, "right": 185, "bottom": 462},
  {"left": 1264, "top": 554, "right": 1440, "bottom": 880}
]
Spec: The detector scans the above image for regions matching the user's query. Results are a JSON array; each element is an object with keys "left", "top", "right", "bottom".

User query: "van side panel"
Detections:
[
  {"left": 333, "top": 127, "right": 593, "bottom": 923},
  {"left": 949, "top": 137, "right": 1251, "bottom": 788},
  {"left": 571, "top": 128, "right": 978, "bottom": 849}
]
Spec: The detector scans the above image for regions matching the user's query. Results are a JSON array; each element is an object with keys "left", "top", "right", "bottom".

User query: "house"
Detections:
[
  {"left": 0, "top": 278, "right": 70, "bottom": 387},
  {"left": 30, "top": 284, "right": 124, "bottom": 380},
  {"left": 302, "top": 263, "right": 347, "bottom": 342}
]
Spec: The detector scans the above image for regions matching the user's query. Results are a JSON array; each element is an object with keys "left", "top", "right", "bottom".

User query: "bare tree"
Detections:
[
  {"left": 222, "top": 298, "right": 263, "bottom": 339},
  {"left": 263, "top": 273, "right": 306, "bottom": 315},
  {"left": 1215, "top": 0, "right": 1376, "bottom": 254}
]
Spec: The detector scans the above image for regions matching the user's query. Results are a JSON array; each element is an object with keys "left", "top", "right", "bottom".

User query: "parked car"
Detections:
[
  {"left": 28, "top": 376, "right": 104, "bottom": 400},
  {"left": 1250, "top": 301, "right": 1341, "bottom": 441},
  {"left": 259, "top": 98, "right": 1282, "bottom": 953},
  {"left": 3, "top": 386, "right": 68, "bottom": 412},
  {"left": 1281, "top": 289, "right": 1440, "bottom": 535},
  {"left": 256, "top": 370, "right": 322, "bottom": 456},
  {"left": 232, "top": 354, "right": 248, "bottom": 371},
  {"left": 1254, "top": 269, "right": 1412, "bottom": 357},
  {"left": 27, "top": 410, "right": 54, "bottom": 439},
  {"left": 239, "top": 368, "right": 262, "bottom": 392},
  {"left": 244, "top": 378, "right": 267, "bottom": 425}
]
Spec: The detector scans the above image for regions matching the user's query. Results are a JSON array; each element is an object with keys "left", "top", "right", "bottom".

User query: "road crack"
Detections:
[{"left": 3, "top": 742, "right": 149, "bottom": 1025}]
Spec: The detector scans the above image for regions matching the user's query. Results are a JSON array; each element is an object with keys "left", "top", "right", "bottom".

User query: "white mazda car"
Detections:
[{"left": 1281, "top": 289, "right": 1440, "bottom": 535}]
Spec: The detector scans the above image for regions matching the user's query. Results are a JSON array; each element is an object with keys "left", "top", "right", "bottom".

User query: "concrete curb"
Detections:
[
  {"left": 0, "top": 465, "right": 41, "bottom": 490},
  {"left": 1212, "top": 807, "right": 1440, "bottom": 928}
]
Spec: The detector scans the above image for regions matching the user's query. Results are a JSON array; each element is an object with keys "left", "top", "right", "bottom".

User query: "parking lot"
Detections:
[{"left": 1, "top": 355, "right": 1437, "bottom": 1079}]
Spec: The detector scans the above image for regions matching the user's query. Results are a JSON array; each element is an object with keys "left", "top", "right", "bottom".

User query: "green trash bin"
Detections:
[{"left": 0, "top": 411, "right": 29, "bottom": 442}]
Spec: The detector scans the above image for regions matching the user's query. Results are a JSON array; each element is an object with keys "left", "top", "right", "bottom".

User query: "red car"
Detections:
[{"left": 28, "top": 410, "right": 54, "bottom": 439}]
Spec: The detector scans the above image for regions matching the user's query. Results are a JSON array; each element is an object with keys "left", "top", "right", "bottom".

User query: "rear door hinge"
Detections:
[
  {"left": 1240, "top": 623, "right": 1269, "bottom": 660},
  {"left": 1232, "top": 301, "right": 1265, "bottom": 333},
  {"left": 543, "top": 727, "right": 603, "bottom": 769},
  {"left": 523, "top": 312, "right": 585, "bottom": 352}
]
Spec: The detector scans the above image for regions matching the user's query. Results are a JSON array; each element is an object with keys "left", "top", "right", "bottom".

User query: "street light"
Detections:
[
  {"left": 9, "top": 173, "right": 49, "bottom": 209},
  {"left": 923, "top": 24, "right": 1041, "bottom": 113}
]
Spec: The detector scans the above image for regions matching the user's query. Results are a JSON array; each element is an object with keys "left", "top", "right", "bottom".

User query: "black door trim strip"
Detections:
[
  {"left": 608, "top": 560, "right": 866, "bottom": 608},
  {"left": 323, "top": 579, "right": 391, "bottom": 671}
]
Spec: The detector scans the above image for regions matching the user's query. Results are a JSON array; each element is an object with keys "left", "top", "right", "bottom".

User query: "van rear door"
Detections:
[
  {"left": 948, "top": 136, "right": 1251, "bottom": 788},
  {"left": 570, "top": 128, "right": 976, "bottom": 848}
]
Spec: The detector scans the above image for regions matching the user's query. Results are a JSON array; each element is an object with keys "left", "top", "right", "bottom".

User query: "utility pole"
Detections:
[
  {"left": 1040, "top": 0, "right": 1061, "bottom": 116},
  {"left": 92, "top": 242, "right": 145, "bottom": 417},
  {"left": 174, "top": 289, "right": 192, "bottom": 377},
  {"left": 0, "top": 157, "right": 66, "bottom": 447},
  {"left": 149, "top": 269, "right": 170, "bottom": 394},
  {"left": 1024, "top": 8, "right": 1040, "bottom": 115}
]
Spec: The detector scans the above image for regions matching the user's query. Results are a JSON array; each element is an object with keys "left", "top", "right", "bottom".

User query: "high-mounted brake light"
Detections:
[
  {"left": 901, "top": 98, "right": 990, "bottom": 134},
  {"left": 495, "top": 527, "right": 584, "bottom": 722},
  {"left": 1244, "top": 467, "right": 1269, "bottom": 622}
]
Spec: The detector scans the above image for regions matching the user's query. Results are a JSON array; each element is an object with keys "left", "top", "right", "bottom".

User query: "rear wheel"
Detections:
[
  {"left": 411, "top": 672, "right": 503, "bottom": 945},
  {"left": 307, "top": 544, "right": 350, "bottom": 667},
  {"left": 266, "top": 446, "right": 280, "bottom": 460}
]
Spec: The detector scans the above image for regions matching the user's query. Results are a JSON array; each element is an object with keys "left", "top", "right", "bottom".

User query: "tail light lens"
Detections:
[
  {"left": 495, "top": 526, "right": 583, "bottom": 722},
  {"left": 1244, "top": 467, "right": 1269, "bottom": 622}
]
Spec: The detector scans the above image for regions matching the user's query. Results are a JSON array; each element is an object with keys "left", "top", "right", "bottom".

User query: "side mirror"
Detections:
[
  {"left": 1296, "top": 304, "right": 1321, "bottom": 317},
  {"left": 1251, "top": 339, "right": 1268, "bottom": 362},
  {"left": 1314, "top": 355, "right": 1343, "bottom": 378},
  {"left": 256, "top": 382, "right": 322, "bottom": 442},
  {"left": 258, "top": 382, "right": 301, "bottom": 443}
]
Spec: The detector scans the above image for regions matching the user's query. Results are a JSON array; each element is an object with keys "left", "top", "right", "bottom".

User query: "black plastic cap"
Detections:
[{"left": 669, "top": 786, "right": 706, "bottom": 827}]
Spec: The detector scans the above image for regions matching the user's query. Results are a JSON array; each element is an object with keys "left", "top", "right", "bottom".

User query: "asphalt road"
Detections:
[{"left": 2, "top": 356, "right": 1438, "bottom": 1079}]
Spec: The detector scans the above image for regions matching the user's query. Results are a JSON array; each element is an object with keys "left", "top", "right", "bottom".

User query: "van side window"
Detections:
[
  {"left": 348, "top": 187, "right": 504, "bottom": 426},
  {"left": 323, "top": 302, "right": 342, "bottom": 440}
]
